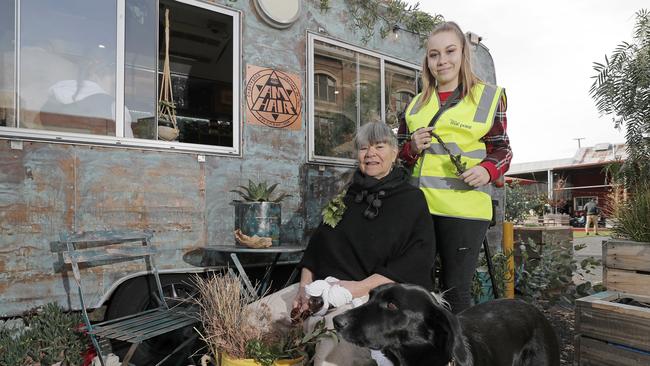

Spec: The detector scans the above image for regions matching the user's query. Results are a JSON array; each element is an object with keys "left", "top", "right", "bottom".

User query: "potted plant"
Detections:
[
  {"left": 193, "top": 274, "right": 334, "bottom": 366},
  {"left": 157, "top": 7, "right": 179, "bottom": 142},
  {"left": 602, "top": 182, "right": 650, "bottom": 296},
  {"left": 231, "top": 180, "right": 291, "bottom": 247}
]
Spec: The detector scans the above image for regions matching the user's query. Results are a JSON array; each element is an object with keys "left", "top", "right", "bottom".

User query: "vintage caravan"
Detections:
[{"left": 0, "top": 0, "right": 499, "bottom": 362}]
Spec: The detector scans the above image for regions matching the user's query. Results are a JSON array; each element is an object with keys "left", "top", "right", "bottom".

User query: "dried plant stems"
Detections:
[{"left": 193, "top": 274, "right": 265, "bottom": 359}]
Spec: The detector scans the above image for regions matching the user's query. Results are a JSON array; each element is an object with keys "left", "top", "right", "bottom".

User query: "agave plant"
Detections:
[{"left": 231, "top": 180, "right": 291, "bottom": 203}]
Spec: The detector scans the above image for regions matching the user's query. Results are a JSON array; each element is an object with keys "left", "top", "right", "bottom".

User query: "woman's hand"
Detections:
[
  {"left": 410, "top": 127, "right": 434, "bottom": 154},
  {"left": 292, "top": 285, "right": 309, "bottom": 313},
  {"left": 460, "top": 165, "right": 490, "bottom": 187},
  {"left": 293, "top": 268, "right": 314, "bottom": 313}
]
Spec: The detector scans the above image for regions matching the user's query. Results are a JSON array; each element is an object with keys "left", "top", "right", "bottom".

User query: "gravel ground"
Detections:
[{"left": 538, "top": 301, "right": 576, "bottom": 365}]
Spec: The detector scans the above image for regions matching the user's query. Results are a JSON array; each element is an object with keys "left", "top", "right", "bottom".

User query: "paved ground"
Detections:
[{"left": 572, "top": 233, "right": 609, "bottom": 285}]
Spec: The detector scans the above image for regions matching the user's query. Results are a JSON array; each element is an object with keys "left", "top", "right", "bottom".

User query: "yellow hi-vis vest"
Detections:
[{"left": 405, "top": 83, "right": 503, "bottom": 221}]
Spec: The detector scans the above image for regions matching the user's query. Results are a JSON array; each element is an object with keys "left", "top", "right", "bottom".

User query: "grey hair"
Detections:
[{"left": 354, "top": 122, "right": 398, "bottom": 150}]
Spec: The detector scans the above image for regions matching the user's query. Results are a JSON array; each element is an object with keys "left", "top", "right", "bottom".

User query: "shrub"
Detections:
[
  {"left": 515, "top": 240, "right": 604, "bottom": 304},
  {"left": 0, "top": 303, "right": 87, "bottom": 366},
  {"left": 505, "top": 182, "right": 546, "bottom": 224},
  {"left": 472, "top": 249, "right": 514, "bottom": 302}
]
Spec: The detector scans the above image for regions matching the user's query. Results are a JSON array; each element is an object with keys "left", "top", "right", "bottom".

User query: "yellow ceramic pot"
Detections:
[{"left": 221, "top": 353, "right": 304, "bottom": 366}]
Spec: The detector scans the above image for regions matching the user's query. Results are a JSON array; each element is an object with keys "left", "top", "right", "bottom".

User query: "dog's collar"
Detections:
[{"left": 448, "top": 359, "right": 456, "bottom": 366}]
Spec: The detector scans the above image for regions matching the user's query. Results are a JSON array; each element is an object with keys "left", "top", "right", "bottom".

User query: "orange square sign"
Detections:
[{"left": 245, "top": 65, "right": 302, "bottom": 130}]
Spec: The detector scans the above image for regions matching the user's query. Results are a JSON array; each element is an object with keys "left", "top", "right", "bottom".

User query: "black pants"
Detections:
[{"left": 432, "top": 215, "right": 490, "bottom": 314}]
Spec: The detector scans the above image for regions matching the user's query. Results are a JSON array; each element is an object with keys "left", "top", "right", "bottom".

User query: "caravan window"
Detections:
[
  {"left": 0, "top": 0, "right": 240, "bottom": 155},
  {"left": 308, "top": 34, "right": 419, "bottom": 165}
]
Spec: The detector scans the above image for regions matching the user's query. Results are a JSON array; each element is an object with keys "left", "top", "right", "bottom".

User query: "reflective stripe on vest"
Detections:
[{"left": 405, "top": 83, "right": 503, "bottom": 220}]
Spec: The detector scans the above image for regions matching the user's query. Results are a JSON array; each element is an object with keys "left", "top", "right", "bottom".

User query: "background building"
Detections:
[{"left": 507, "top": 143, "right": 626, "bottom": 216}]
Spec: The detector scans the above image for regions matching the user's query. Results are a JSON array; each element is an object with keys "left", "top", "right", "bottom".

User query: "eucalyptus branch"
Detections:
[
  {"left": 341, "top": 0, "right": 443, "bottom": 45},
  {"left": 430, "top": 131, "right": 466, "bottom": 175}
]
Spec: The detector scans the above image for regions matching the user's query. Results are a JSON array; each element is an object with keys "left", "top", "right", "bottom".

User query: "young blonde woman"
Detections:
[{"left": 398, "top": 21, "right": 513, "bottom": 313}]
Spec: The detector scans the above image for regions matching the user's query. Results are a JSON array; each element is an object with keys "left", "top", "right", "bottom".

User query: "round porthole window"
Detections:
[{"left": 254, "top": 0, "right": 301, "bottom": 29}]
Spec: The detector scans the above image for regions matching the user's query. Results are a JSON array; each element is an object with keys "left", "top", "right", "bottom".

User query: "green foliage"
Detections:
[
  {"left": 319, "top": 0, "right": 330, "bottom": 12},
  {"left": 231, "top": 180, "right": 292, "bottom": 203},
  {"left": 472, "top": 249, "right": 514, "bottom": 301},
  {"left": 505, "top": 182, "right": 546, "bottom": 224},
  {"left": 0, "top": 303, "right": 87, "bottom": 366},
  {"left": 343, "top": 0, "right": 444, "bottom": 45},
  {"left": 0, "top": 330, "right": 30, "bottom": 366},
  {"left": 601, "top": 161, "right": 626, "bottom": 185},
  {"left": 611, "top": 182, "right": 650, "bottom": 242},
  {"left": 590, "top": 9, "right": 650, "bottom": 187},
  {"left": 246, "top": 319, "right": 336, "bottom": 366},
  {"left": 322, "top": 190, "right": 347, "bottom": 228},
  {"left": 515, "top": 239, "right": 602, "bottom": 305}
]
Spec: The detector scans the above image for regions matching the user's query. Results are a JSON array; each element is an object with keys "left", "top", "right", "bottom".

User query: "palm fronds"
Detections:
[{"left": 590, "top": 9, "right": 650, "bottom": 187}]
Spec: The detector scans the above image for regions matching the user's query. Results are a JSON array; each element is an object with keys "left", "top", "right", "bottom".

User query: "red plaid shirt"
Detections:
[{"left": 398, "top": 90, "right": 512, "bottom": 182}]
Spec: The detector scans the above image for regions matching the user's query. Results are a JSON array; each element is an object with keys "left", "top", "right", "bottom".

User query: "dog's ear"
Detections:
[
  {"left": 442, "top": 312, "right": 470, "bottom": 365},
  {"left": 425, "top": 304, "right": 470, "bottom": 365}
]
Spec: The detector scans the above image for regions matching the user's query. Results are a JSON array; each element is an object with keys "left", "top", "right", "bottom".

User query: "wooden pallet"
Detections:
[
  {"left": 603, "top": 239, "right": 650, "bottom": 297},
  {"left": 575, "top": 291, "right": 650, "bottom": 365}
]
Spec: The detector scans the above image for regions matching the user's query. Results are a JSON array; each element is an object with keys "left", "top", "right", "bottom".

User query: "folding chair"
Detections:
[{"left": 60, "top": 230, "right": 198, "bottom": 366}]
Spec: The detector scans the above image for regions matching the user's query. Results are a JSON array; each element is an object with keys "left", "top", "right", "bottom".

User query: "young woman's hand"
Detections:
[
  {"left": 461, "top": 165, "right": 490, "bottom": 187},
  {"left": 410, "top": 127, "right": 434, "bottom": 154}
]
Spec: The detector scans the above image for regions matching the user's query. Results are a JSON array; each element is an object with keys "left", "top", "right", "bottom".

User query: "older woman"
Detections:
[{"left": 254, "top": 122, "right": 435, "bottom": 366}]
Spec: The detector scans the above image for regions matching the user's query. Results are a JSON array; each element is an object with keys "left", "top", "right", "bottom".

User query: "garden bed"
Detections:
[
  {"left": 513, "top": 225, "right": 573, "bottom": 268},
  {"left": 575, "top": 291, "right": 650, "bottom": 365},
  {"left": 603, "top": 239, "right": 650, "bottom": 297}
]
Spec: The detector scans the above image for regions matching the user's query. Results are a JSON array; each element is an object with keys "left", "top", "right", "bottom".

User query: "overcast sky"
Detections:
[{"left": 408, "top": 0, "right": 646, "bottom": 164}]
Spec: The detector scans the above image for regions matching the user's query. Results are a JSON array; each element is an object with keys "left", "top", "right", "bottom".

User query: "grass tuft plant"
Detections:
[
  {"left": 607, "top": 183, "right": 650, "bottom": 243},
  {"left": 192, "top": 273, "right": 335, "bottom": 365}
]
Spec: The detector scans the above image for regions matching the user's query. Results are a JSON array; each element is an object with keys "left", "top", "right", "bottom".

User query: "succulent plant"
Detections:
[{"left": 231, "top": 180, "right": 291, "bottom": 203}]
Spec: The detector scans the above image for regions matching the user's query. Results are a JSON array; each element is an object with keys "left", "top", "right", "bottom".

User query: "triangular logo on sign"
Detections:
[{"left": 251, "top": 71, "right": 299, "bottom": 117}]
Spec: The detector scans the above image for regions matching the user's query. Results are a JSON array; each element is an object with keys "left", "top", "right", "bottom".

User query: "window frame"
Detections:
[
  {"left": 574, "top": 196, "right": 598, "bottom": 212},
  {"left": 0, "top": 0, "right": 242, "bottom": 156},
  {"left": 307, "top": 32, "right": 420, "bottom": 166},
  {"left": 314, "top": 72, "right": 338, "bottom": 104}
]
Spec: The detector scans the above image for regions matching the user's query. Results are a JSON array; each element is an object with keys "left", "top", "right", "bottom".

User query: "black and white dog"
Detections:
[{"left": 333, "top": 283, "right": 560, "bottom": 366}]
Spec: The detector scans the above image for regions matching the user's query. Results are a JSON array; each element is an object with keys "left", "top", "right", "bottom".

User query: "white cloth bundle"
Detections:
[{"left": 304, "top": 276, "right": 353, "bottom": 316}]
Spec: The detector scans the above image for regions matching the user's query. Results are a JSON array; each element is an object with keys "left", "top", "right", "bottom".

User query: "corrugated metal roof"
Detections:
[
  {"left": 509, "top": 143, "right": 627, "bottom": 175},
  {"left": 508, "top": 158, "right": 573, "bottom": 175}
]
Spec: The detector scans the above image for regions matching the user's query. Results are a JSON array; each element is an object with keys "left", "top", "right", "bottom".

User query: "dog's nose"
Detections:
[{"left": 332, "top": 314, "right": 349, "bottom": 330}]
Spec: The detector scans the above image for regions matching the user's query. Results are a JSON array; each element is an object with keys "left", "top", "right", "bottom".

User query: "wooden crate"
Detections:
[
  {"left": 603, "top": 239, "right": 650, "bottom": 297},
  {"left": 575, "top": 291, "right": 650, "bottom": 365},
  {"left": 575, "top": 336, "right": 650, "bottom": 366}
]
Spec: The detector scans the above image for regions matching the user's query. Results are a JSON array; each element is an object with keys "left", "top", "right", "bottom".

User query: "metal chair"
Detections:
[{"left": 60, "top": 230, "right": 198, "bottom": 366}]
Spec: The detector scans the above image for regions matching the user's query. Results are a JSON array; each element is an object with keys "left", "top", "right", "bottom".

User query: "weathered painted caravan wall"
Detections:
[{"left": 0, "top": 0, "right": 500, "bottom": 316}]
